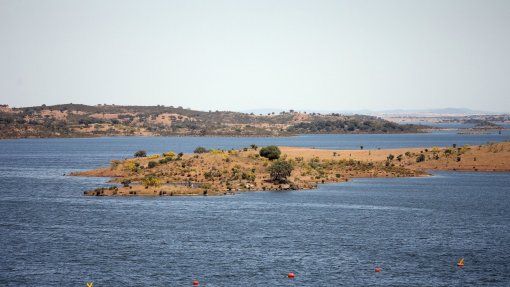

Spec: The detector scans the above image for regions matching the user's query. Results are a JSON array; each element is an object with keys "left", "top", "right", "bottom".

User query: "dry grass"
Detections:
[{"left": 73, "top": 141, "right": 510, "bottom": 197}]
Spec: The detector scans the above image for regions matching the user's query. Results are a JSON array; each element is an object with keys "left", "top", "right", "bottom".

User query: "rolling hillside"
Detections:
[{"left": 0, "top": 104, "right": 426, "bottom": 139}]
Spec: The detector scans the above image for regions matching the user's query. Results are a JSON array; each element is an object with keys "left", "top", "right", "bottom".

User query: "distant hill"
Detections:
[
  {"left": 373, "top": 108, "right": 500, "bottom": 116},
  {"left": 0, "top": 104, "right": 427, "bottom": 139},
  {"left": 241, "top": 107, "right": 505, "bottom": 116}
]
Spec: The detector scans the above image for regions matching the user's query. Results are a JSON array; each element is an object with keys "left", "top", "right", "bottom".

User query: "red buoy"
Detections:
[
  {"left": 193, "top": 280, "right": 199, "bottom": 286},
  {"left": 288, "top": 272, "right": 295, "bottom": 279},
  {"left": 375, "top": 266, "right": 381, "bottom": 273},
  {"left": 457, "top": 258, "right": 465, "bottom": 268}
]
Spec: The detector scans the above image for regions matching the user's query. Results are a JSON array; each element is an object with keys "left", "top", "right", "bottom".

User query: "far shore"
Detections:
[{"left": 71, "top": 141, "right": 510, "bottom": 197}]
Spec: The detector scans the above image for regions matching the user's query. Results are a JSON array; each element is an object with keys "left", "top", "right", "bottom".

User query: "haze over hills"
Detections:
[{"left": 241, "top": 108, "right": 507, "bottom": 116}]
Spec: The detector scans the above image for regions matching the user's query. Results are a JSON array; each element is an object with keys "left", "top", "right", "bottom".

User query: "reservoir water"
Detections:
[{"left": 0, "top": 132, "right": 509, "bottom": 286}]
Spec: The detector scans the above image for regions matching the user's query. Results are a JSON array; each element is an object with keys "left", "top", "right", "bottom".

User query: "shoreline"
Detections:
[
  {"left": 0, "top": 130, "right": 434, "bottom": 140},
  {"left": 1, "top": 126, "right": 507, "bottom": 141}
]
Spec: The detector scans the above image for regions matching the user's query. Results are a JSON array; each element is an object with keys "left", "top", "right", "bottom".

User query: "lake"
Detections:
[{"left": 1, "top": 132, "right": 509, "bottom": 286}]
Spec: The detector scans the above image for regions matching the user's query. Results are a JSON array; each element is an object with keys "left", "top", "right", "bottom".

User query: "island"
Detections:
[{"left": 71, "top": 141, "right": 510, "bottom": 196}]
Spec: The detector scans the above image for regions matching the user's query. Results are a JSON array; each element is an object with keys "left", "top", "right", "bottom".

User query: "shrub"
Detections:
[
  {"left": 121, "top": 179, "right": 131, "bottom": 187},
  {"left": 268, "top": 160, "right": 293, "bottom": 183},
  {"left": 148, "top": 161, "right": 158, "bottom": 168},
  {"left": 124, "top": 160, "right": 140, "bottom": 172},
  {"left": 142, "top": 175, "right": 161, "bottom": 187},
  {"left": 241, "top": 172, "right": 256, "bottom": 182},
  {"left": 259, "top": 145, "right": 281, "bottom": 160},
  {"left": 416, "top": 154, "right": 425, "bottom": 162},
  {"left": 199, "top": 183, "right": 212, "bottom": 189},
  {"left": 110, "top": 160, "right": 121, "bottom": 168},
  {"left": 134, "top": 150, "right": 147, "bottom": 157},
  {"left": 162, "top": 151, "right": 176, "bottom": 158},
  {"left": 194, "top": 147, "right": 209, "bottom": 154}
]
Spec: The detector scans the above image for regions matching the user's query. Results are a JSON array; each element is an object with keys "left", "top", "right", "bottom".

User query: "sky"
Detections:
[{"left": 0, "top": 0, "right": 509, "bottom": 112}]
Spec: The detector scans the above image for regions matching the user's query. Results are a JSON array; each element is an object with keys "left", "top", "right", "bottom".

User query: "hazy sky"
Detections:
[{"left": 1, "top": 0, "right": 509, "bottom": 112}]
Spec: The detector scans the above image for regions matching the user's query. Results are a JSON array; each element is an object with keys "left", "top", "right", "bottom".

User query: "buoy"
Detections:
[
  {"left": 375, "top": 266, "right": 381, "bottom": 273},
  {"left": 192, "top": 280, "right": 199, "bottom": 286},
  {"left": 457, "top": 258, "right": 464, "bottom": 268},
  {"left": 287, "top": 272, "right": 295, "bottom": 279}
]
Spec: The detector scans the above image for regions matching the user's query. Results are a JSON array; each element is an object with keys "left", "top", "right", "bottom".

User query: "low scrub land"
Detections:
[
  {"left": 0, "top": 104, "right": 426, "bottom": 138},
  {"left": 72, "top": 141, "right": 510, "bottom": 197}
]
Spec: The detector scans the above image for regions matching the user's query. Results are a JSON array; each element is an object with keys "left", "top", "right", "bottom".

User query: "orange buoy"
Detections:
[
  {"left": 192, "top": 280, "right": 199, "bottom": 286},
  {"left": 375, "top": 266, "right": 381, "bottom": 273},
  {"left": 457, "top": 258, "right": 465, "bottom": 268},
  {"left": 288, "top": 272, "right": 295, "bottom": 279}
]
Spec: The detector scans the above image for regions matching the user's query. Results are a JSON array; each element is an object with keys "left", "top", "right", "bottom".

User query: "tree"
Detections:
[
  {"left": 268, "top": 160, "right": 293, "bottom": 183},
  {"left": 134, "top": 150, "right": 147, "bottom": 157},
  {"left": 259, "top": 145, "right": 281, "bottom": 160},
  {"left": 194, "top": 146, "right": 209, "bottom": 154}
]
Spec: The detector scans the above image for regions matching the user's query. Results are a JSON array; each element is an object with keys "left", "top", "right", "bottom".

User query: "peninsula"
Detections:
[{"left": 72, "top": 141, "right": 510, "bottom": 196}]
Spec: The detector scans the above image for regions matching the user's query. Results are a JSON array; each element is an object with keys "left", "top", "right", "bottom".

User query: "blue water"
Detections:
[
  {"left": 1, "top": 130, "right": 508, "bottom": 160},
  {"left": 1, "top": 134, "right": 509, "bottom": 286}
]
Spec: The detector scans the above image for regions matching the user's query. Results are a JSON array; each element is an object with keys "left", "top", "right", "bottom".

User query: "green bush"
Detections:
[
  {"left": 142, "top": 175, "right": 161, "bottom": 187},
  {"left": 259, "top": 145, "right": 281, "bottom": 160},
  {"left": 194, "top": 147, "right": 209, "bottom": 153},
  {"left": 148, "top": 161, "right": 158, "bottom": 168},
  {"left": 134, "top": 150, "right": 147, "bottom": 157}
]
